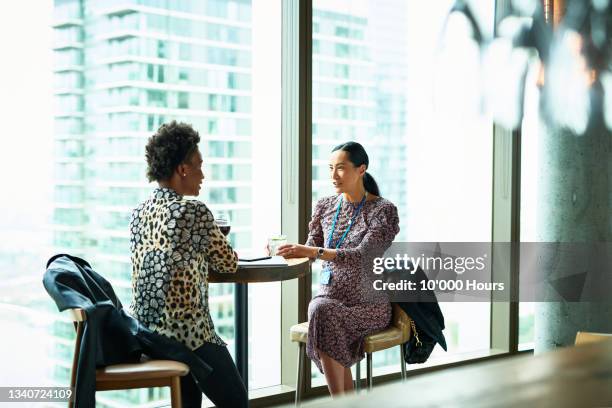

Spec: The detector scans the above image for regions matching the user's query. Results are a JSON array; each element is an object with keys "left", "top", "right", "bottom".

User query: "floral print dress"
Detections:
[{"left": 305, "top": 194, "right": 400, "bottom": 372}]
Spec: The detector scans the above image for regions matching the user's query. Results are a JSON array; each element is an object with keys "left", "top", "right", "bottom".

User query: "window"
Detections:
[
  {"left": 518, "top": 51, "right": 542, "bottom": 350},
  {"left": 147, "top": 90, "right": 167, "bottom": 107},
  {"left": 179, "top": 43, "right": 191, "bottom": 60},
  {"left": 311, "top": 0, "right": 494, "bottom": 384},
  {"left": 2, "top": 0, "right": 513, "bottom": 405},
  {"left": 177, "top": 92, "right": 189, "bottom": 109},
  {"left": 156, "top": 40, "right": 166, "bottom": 58},
  {"left": 335, "top": 26, "right": 349, "bottom": 37},
  {"left": 0, "top": 1, "right": 282, "bottom": 405},
  {"left": 208, "top": 94, "right": 218, "bottom": 110}
]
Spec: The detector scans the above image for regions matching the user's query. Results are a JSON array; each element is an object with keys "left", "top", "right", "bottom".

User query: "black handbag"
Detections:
[{"left": 404, "top": 320, "right": 437, "bottom": 364}]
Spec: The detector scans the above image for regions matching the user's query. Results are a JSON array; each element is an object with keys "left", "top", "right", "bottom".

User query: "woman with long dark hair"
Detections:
[{"left": 277, "top": 141, "right": 400, "bottom": 396}]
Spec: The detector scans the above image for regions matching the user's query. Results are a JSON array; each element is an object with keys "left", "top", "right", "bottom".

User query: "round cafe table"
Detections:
[{"left": 208, "top": 257, "right": 311, "bottom": 386}]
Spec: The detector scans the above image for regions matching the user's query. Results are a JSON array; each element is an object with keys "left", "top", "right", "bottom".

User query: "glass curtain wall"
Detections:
[
  {"left": 310, "top": 0, "right": 494, "bottom": 383},
  {"left": 0, "top": 0, "right": 282, "bottom": 406},
  {"left": 518, "top": 47, "right": 542, "bottom": 351}
]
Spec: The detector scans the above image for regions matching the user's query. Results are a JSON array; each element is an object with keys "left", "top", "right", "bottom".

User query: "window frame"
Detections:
[{"left": 251, "top": 0, "right": 530, "bottom": 404}]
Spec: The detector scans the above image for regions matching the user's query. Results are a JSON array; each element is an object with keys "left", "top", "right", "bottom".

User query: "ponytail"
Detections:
[{"left": 363, "top": 171, "right": 380, "bottom": 196}]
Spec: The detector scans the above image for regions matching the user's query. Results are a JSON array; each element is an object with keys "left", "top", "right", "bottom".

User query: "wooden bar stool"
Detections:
[
  {"left": 66, "top": 308, "right": 190, "bottom": 408},
  {"left": 290, "top": 304, "right": 412, "bottom": 405}
]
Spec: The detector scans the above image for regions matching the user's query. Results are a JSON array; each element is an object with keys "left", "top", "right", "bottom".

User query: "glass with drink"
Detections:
[
  {"left": 215, "top": 210, "right": 231, "bottom": 237},
  {"left": 267, "top": 235, "right": 287, "bottom": 256}
]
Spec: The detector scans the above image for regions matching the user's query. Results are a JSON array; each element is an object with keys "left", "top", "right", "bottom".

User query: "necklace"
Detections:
[
  {"left": 345, "top": 191, "right": 368, "bottom": 208},
  {"left": 327, "top": 193, "right": 367, "bottom": 249}
]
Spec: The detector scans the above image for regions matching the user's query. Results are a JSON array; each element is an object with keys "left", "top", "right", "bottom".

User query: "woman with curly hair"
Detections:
[{"left": 129, "top": 121, "right": 248, "bottom": 408}]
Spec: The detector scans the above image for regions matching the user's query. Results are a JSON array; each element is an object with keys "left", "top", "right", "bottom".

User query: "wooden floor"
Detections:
[{"left": 289, "top": 340, "right": 612, "bottom": 408}]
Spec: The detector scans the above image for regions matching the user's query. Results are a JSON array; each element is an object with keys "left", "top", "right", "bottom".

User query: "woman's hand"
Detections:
[{"left": 275, "top": 244, "right": 316, "bottom": 259}]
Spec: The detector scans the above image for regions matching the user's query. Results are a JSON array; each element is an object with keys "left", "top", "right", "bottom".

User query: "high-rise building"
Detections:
[
  {"left": 310, "top": 0, "right": 410, "bottom": 380},
  {"left": 52, "top": 1, "right": 257, "bottom": 405},
  {"left": 50, "top": 0, "right": 410, "bottom": 402},
  {"left": 311, "top": 0, "right": 408, "bottom": 237}
]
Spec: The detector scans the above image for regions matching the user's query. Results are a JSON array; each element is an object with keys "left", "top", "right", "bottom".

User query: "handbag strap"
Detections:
[{"left": 410, "top": 320, "right": 423, "bottom": 347}]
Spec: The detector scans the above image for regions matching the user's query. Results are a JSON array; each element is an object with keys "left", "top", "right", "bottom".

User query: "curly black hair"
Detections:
[{"left": 145, "top": 121, "right": 201, "bottom": 182}]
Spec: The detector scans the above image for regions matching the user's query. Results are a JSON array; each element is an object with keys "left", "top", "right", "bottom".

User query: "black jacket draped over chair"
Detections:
[
  {"left": 43, "top": 254, "right": 213, "bottom": 408},
  {"left": 384, "top": 263, "right": 448, "bottom": 362}
]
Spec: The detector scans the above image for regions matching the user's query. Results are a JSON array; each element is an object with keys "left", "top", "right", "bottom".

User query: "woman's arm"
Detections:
[
  {"left": 205, "top": 224, "right": 239, "bottom": 273},
  {"left": 304, "top": 198, "right": 325, "bottom": 248},
  {"left": 278, "top": 202, "right": 399, "bottom": 263},
  {"left": 275, "top": 244, "right": 337, "bottom": 260},
  {"left": 334, "top": 203, "right": 400, "bottom": 264},
  {"left": 276, "top": 198, "right": 335, "bottom": 260},
  {"left": 192, "top": 201, "right": 238, "bottom": 273}
]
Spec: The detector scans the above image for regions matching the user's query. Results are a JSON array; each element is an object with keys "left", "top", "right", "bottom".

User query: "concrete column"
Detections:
[{"left": 534, "top": 106, "right": 612, "bottom": 353}]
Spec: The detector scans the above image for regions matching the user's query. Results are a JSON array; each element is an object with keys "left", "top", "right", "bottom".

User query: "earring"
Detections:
[{"left": 182, "top": 173, "right": 187, "bottom": 177}]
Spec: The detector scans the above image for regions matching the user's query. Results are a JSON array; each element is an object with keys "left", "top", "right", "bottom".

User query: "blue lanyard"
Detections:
[{"left": 327, "top": 194, "right": 366, "bottom": 249}]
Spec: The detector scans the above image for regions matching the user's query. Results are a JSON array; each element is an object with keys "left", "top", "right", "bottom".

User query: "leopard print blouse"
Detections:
[{"left": 129, "top": 187, "right": 237, "bottom": 350}]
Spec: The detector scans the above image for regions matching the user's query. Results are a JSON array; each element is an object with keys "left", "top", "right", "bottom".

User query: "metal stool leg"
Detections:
[
  {"left": 355, "top": 360, "right": 361, "bottom": 392},
  {"left": 366, "top": 352, "right": 373, "bottom": 390},
  {"left": 399, "top": 345, "right": 407, "bottom": 380},
  {"left": 295, "top": 342, "right": 305, "bottom": 406}
]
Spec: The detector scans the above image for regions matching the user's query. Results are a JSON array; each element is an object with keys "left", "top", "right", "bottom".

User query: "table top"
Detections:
[
  {"left": 309, "top": 339, "right": 612, "bottom": 408},
  {"left": 208, "top": 257, "right": 310, "bottom": 283}
]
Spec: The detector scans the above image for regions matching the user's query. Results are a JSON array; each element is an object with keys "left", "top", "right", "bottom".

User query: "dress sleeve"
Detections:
[
  {"left": 305, "top": 198, "right": 325, "bottom": 247},
  {"left": 335, "top": 202, "right": 400, "bottom": 263},
  {"left": 192, "top": 201, "right": 238, "bottom": 274}
]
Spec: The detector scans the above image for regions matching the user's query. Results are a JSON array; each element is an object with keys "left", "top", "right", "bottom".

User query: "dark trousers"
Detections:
[{"left": 181, "top": 342, "right": 249, "bottom": 408}]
